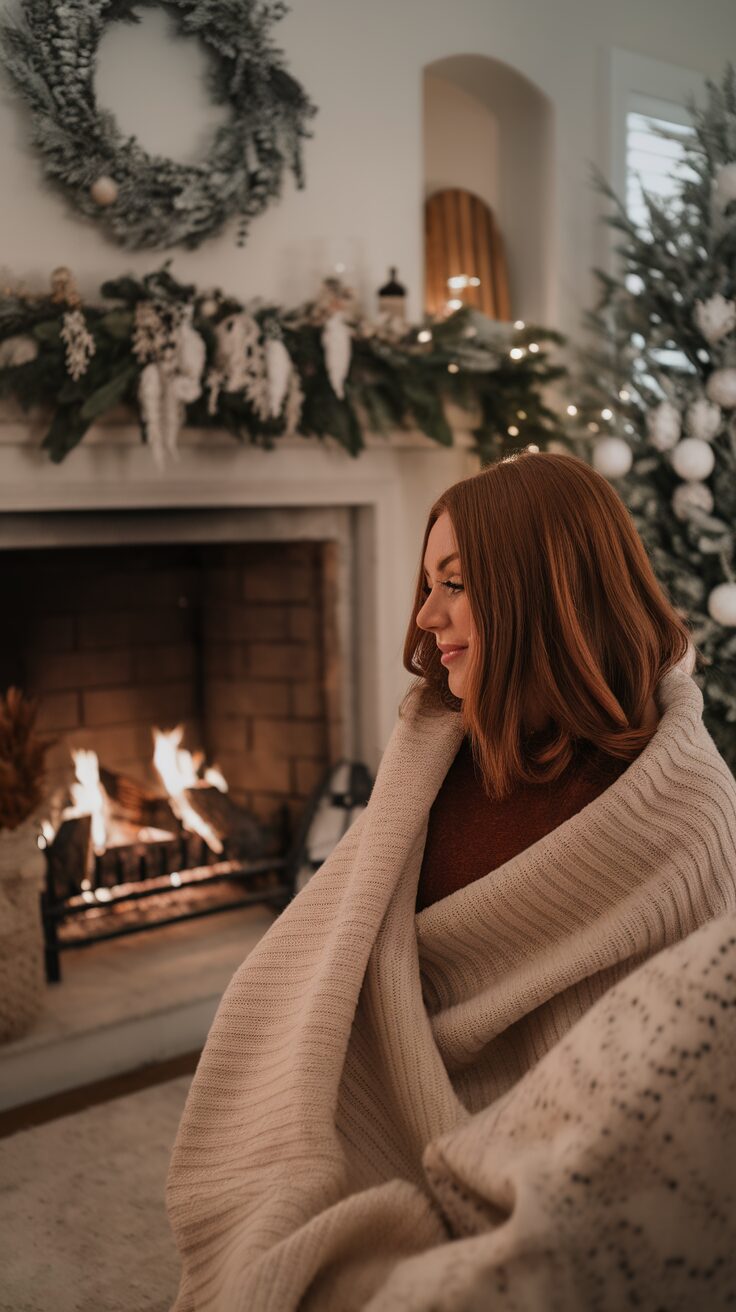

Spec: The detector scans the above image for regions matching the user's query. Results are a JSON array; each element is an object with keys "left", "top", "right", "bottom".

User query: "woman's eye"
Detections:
[{"left": 421, "top": 581, "right": 464, "bottom": 595}]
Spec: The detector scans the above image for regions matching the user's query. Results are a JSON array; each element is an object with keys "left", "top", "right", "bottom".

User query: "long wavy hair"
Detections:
[{"left": 401, "top": 451, "right": 698, "bottom": 801}]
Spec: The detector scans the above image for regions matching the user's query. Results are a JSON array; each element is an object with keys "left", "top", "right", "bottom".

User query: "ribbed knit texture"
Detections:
[
  {"left": 416, "top": 736, "right": 631, "bottom": 911},
  {"left": 166, "top": 665, "right": 736, "bottom": 1311}
]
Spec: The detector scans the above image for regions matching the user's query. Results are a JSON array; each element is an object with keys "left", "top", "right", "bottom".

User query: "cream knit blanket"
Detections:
[{"left": 166, "top": 666, "right": 736, "bottom": 1311}]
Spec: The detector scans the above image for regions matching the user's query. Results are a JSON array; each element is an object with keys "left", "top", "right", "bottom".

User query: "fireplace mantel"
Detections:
[{"left": 0, "top": 417, "right": 480, "bottom": 771}]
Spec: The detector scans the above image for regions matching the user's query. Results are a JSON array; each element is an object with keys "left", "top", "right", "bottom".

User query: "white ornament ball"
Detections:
[
  {"left": 694, "top": 293, "right": 736, "bottom": 344},
  {"left": 669, "top": 437, "right": 715, "bottom": 482},
  {"left": 708, "top": 582, "right": 736, "bottom": 626},
  {"left": 705, "top": 367, "right": 736, "bottom": 410},
  {"left": 646, "top": 399, "right": 681, "bottom": 451},
  {"left": 591, "top": 436, "right": 633, "bottom": 479},
  {"left": 713, "top": 162, "right": 736, "bottom": 210},
  {"left": 686, "top": 396, "right": 722, "bottom": 442},
  {"left": 671, "top": 481, "right": 714, "bottom": 521},
  {"left": 90, "top": 175, "right": 119, "bottom": 207}
]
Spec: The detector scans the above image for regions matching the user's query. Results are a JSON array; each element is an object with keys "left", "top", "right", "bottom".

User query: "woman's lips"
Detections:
[{"left": 440, "top": 647, "right": 467, "bottom": 665}]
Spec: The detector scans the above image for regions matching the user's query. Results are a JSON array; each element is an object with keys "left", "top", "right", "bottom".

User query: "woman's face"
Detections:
[{"left": 415, "top": 511, "right": 474, "bottom": 698}]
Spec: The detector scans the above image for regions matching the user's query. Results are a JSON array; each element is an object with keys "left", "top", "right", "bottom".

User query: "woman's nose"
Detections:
[{"left": 416, "top": 593, "right": 442, "bottom": 630}]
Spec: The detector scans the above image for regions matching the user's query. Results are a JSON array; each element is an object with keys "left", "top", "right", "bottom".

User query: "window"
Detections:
[
  {"left": 623, "top": 93, "right": 698, "bottom": 377},
  {"left": 625, "top": 93, "right": 696, "bottom": 235}
]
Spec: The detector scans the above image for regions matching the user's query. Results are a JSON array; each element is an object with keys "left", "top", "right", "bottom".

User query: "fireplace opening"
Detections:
[{"left": 0, "top": 533, "right": 346, "bottom": 977}]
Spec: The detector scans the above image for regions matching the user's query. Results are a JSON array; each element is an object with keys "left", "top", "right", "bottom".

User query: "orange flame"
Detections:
[
  {"left": 70, "top": 749, "right": 108, "bottom": 854},
  {"left": 153, "top": 726, "right": 223, "bottom": 854}
]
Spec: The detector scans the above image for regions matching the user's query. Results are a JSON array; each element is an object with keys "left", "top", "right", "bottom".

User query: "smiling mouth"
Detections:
[{"left": 440, "top": 648, "right": 466, "bottom": 664}]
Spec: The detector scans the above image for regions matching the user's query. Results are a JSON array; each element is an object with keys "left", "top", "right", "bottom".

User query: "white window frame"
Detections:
[{"left": 607, "top": 49, "right": 706, "bottom": 274}]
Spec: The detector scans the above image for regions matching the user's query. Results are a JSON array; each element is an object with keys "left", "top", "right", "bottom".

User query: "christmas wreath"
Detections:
[{"left": 0, "top": 0, "right": 317, "bottom": 250}]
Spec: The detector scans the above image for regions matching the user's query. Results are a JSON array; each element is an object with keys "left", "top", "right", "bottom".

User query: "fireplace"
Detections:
[
  {"left": 0, "top": 505, "right": 359, "bottom": 978},
  {"left": 0, "top": 419, "right": 478, "bottom": 995}
]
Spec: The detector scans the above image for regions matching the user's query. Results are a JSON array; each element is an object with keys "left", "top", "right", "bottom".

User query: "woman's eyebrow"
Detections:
[{"left": 423, "top": 552, "right": 459, "bottom": 577}]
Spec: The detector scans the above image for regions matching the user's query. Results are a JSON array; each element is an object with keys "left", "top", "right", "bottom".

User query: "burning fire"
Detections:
[
  {"left": 71, "top": 749, "right": 108, "bottom": 854},
  {"left": 153, "top": 726, "right": 226, "bottom": 854},
  {"left": 41, "top": 731, "right": 231, "bottom": 861}
]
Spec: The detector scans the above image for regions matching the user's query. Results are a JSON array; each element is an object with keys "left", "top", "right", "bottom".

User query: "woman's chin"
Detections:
[{"left": 447, "top": 670, "right": 465, "bottom": 697}]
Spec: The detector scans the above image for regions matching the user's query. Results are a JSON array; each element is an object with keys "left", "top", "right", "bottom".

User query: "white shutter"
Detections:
[
  {"left": 625, "top": 95, "right": 697, "bottom": 378},
  {"left": 625, "top": 94, "right": 696, "bottom": 234}
]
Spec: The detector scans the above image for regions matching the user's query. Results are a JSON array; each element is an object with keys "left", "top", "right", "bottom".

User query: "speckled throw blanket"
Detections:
[{"left": 166, "top": 665, "right": 736, "bottom": 1310}]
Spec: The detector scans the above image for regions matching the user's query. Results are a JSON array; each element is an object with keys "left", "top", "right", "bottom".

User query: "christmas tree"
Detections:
[{"left": 562, "top": 64, "right": 736, "bottom": 771}]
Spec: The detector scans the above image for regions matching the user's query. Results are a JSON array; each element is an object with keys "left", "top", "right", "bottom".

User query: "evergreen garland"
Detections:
[
  {"left": 0, "top": 0, "right": 317, "bottom": 249},
  {"left": 0, "top": 264, "right": 567, "bottom": 465},
  {"left": 561, "top": 63, "right": 736, "bottom": 772}
]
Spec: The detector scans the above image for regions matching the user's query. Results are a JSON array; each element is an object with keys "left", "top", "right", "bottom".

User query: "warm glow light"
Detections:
[
  {"left": 446, "top": 274, "right": 481, "bottom": 290},
  {"left": 446, "top": 298, "right": 463, "bottom": 311},
  {"left": 514, "top": 320, "right": 525, "bottom": 329},
  {"left": 566, "top": 404, "right": 578, "bottom": 416},
  {"left": 153, "top": 726, "right": 223, "bottom": 854},
  {"left": 516, "top": 410, "right": 527, "bottom": 419},
  {"left": 71, "top": 749, "right": 108, "bottom": 854},
  {"left": 417, "top": 329, "right": 432, "bottom": 343},
  {"left": 509, "top": 347, "right": 525, "bottom": 360},
  {"left": 528, "top": 343, "right": 540, "bottom": 353},
  {"left": 170, "top": 872, "right": 182, "bottom": 887},
  {"left": 507, "top": 425, "right": 520, "bottom": 437},
  {"left": 601, "top": 408, "right": 613, "bottom": 420},
  {"left": 447, "top": 362, "right": 460, "bottom": 373},
  {"left": 619, "top": 389, "right": 630, "bottom": 401},
  {"left": 527, "top": 444, "right": 540, "bottom": 452},
  {"left": 588, "top": 422, "right": 600, "bottom": 433}
]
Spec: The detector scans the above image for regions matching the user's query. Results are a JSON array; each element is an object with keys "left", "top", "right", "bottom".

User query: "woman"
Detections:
[{"left": 166, "top": 452, "right": 736, "bottom": 1311}]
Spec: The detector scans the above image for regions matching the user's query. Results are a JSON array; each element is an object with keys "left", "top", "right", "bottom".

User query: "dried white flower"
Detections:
[
  {"left": 693, "top": 293, "right": 736, "bottom": 344},
  {"left": 646, "top": 400, "right": 681, "bottom": 452},
  {"left": 60, "top": 308, "right": 95, "bottom": 381}
]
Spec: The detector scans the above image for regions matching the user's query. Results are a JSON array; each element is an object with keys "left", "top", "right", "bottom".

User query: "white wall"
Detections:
[
  {"left": 423, "top": 72, "right": 500, "bottom": 215},
  {"left": 1, "top": 0, "right": 734, "bottom": 339}
]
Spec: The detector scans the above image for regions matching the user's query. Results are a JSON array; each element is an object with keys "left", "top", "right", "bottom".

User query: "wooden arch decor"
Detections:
[{"left": 424, "top": 188, "right": 511, "bottom": 320}]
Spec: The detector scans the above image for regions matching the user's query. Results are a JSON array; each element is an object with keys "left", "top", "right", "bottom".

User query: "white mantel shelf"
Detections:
[{"left": 0, "top": 422, "right": 477, "bottom": 514}]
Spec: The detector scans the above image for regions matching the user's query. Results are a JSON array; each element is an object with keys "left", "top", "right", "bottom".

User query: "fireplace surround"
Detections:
[{"left": 0, "top": 417, "right": 478, "bottom": 970}]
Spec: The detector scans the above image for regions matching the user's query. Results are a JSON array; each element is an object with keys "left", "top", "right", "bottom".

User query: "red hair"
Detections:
[{"left": 401, "top": 451, "right": 698, "bottom": 800}]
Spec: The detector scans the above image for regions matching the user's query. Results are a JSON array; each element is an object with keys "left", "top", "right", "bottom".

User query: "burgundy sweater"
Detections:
[{"left": 416, "top": 733, "right": 632, "bottom": 913}]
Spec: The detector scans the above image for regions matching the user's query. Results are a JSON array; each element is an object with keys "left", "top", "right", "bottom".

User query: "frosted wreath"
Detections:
[{"left": 0, "top": 0, "right": 317, "bottom": 250}]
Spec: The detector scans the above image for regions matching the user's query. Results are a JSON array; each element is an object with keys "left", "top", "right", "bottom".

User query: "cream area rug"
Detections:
[{"left": 0, "top": 1076, "right": 191, "bottom": 1312}]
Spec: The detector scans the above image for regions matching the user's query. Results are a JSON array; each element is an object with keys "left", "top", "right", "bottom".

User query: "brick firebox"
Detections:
[{"left": 0, "top": 537, "right": 343, "bottom": 835}]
